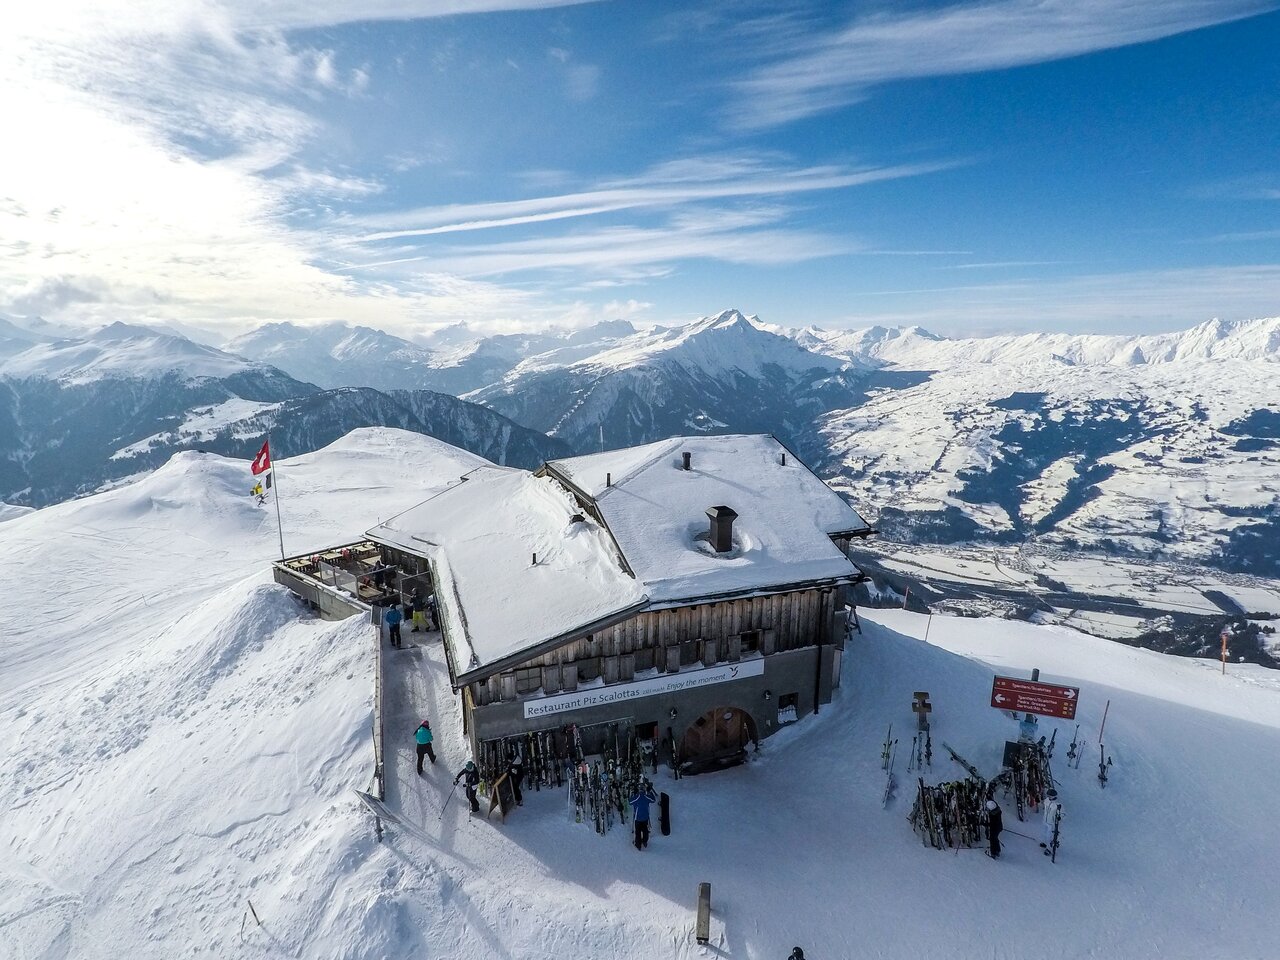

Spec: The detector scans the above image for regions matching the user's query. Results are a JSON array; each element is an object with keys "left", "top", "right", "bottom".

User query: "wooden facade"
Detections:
[{"left": 469, "top": 587, "right": 839, "bottom": 707}]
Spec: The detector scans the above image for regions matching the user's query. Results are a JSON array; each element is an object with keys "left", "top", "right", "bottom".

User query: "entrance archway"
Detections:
[{"left": 679, "top": 707, "right": 757, "bottom": 774}]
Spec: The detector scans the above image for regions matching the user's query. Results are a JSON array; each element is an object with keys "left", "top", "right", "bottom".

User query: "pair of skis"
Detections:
[
  {"left": 906, "top": 730, "right": 933, "bottom": 773},
  {"left": 882, "top": 737, "right": 899, "bottom": 807}
]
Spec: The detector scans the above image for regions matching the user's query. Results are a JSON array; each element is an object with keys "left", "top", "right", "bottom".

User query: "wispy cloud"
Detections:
[
  {"left": 1197, "top": 229, "right": 1280, "bottom": 244},
  {"left": 729, "top": 0, "right": 1276, "bottom": 128},
  {"left": 351, "top": 204, "right": 857, "bottom": 278},
  {"left": 349, "top": 155, "right": 957, "bottom": 241}
]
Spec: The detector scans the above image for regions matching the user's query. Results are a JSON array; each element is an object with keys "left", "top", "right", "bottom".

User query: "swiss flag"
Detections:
[{"left": 250, "top": 439, "right": 272, "bottom": 476}]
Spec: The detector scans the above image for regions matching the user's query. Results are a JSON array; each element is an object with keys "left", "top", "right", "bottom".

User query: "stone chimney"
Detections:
[{"left": 706, "top": 505, "right": 737, "bottom": 553}]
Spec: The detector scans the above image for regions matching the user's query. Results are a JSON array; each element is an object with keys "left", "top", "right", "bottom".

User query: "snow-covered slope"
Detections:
[
  {"left": 815, "top": 320, "right": 1280, "bottom": 576},
  {"left": 3, "top": 435, "right": 1279, "bottom": 957},
  {"left": 1, "top": 322, "right": 286, "bottom": 384},
  {"left": 807, "top": 316, "right": 1280, "bottom": 368},
  {"left": 0, "top": 502, "right": 34, "bottom": 523}
]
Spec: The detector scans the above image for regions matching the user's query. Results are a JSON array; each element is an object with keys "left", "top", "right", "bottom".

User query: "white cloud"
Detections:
[
  {"left": 356, "top": 204, "right": 856, "bottom": 278},
  {"left": 0, "top": 0, "right": 600, "bottom": 333},
  {"left": 349, "top": 156, "right": 956, "bottom": 240},
  {"left": 730, "top": 0, "right": 1276, "bottom": 128}
]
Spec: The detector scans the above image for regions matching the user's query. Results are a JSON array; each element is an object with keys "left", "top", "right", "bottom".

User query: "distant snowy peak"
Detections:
[
  {"left": 571, "top": 308, "right": 855, "bottom": 378},
  {"left": 225, "top": 321, "right": 435, "bottom": 391},
  {"left": 801, "top": 324, "right": 944, "bottom": 362},
  {"left": 564, "top": 318, "right": 636, "bottom": 345},
  {"left": 0, "top": 325, "right": 279, "bottom": 383},
  {"left": 804, "top": 316, "right": 1280, "bottom": 368},
  {"left": 227, "top": 320, "right": 432, "bottom": 365}
]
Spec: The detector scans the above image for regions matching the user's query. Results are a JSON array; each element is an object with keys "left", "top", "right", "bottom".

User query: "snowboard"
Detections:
[{"left": 659, "top": 791, "right": 671, "bottom": 836}]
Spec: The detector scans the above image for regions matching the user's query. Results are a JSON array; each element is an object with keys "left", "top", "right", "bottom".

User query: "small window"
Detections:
[
  {"left": 515, "top": 666, "right": 541, "bottom": 695},
  {"left": 741, "top": 630, "right": 761, "bottom": 653},
  {"left": 578, "top": 658, "right": 601, "bottom": 683},
  {"left": 635, "top": 647, "right": 655, "bottom": 672},
  {"left": 680, "top": 640, "right": 699, "bottom": 666}
]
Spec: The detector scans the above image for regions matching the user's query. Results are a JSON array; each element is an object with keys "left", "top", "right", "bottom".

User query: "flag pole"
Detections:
[{"left": 269, "top": 431, "right": 285, "bottom": 561}]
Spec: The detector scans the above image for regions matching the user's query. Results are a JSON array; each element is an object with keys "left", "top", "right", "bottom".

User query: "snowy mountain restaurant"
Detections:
[{"left": 358, "top": 434, "right": 873, "bottom": 778}]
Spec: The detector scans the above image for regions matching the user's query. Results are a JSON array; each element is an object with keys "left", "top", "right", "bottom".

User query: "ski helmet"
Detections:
[
  {"left": 466, "top": 760, "right": 475, "bottom": 770},
  {"left": 986, "top": 799, "right": 998, "bottom": 811}
]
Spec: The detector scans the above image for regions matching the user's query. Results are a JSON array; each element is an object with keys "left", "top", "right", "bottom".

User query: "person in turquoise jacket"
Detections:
[{"left": 415, "top": 720, "right": 436, "bottom": 774}]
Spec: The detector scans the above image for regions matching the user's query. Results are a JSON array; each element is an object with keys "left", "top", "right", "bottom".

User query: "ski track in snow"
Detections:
[{"left": 2, "top": 429, "right": 1279, "bottom": 958}]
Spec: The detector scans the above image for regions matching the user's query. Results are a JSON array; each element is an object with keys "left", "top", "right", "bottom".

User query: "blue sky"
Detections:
[{"left": 5, "top": 0, "right": 1280, "bottom": 337}]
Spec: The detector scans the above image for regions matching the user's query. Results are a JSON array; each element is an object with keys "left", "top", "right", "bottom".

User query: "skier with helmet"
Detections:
[{"left": 454, "top": 760, "right": 482, "bottom": 813}]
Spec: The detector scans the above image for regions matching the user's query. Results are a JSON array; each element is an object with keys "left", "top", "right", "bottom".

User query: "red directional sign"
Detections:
[{"left": 990, "top": 676, "right": 1079, "bottom": 720}]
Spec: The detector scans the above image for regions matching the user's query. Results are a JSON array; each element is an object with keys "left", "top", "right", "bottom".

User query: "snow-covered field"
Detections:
[{"left": 4, "top": 429, "right": 1280, "bottom": 959}]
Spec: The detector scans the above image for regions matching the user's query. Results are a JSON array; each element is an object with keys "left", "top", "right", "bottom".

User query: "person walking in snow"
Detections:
[
  {"left": 1041, "top": 788, "right": 1063, "bottom": 855},
  {"left": 426, "top": 593, "right": 439, "bottom": 632},
  {"left": 985, "top": 798, "right": 1004, "bottom": 859},
  {"left": 384, "top": 604, "right": 403, "bottom": 649},
  {"left": 629, "top": 779, "right": 658, "bottom": 850},
  {"left": 411, "top": 587, "right": 427, "bottom": 633},
  {"left": 788, "top": 949, "right": 806, "bottom": 960},
  {"left": 402, "top": 594, "right": 417, "bottom": 635},
  {"left": 454, "top": 760, "right": 481, "bottom": 813},
  {"left": 414, "top": 720, "right": 436, "bottom": 774},
  {"left": 506, "top": 753, "right": 525, "bottom": 806}
]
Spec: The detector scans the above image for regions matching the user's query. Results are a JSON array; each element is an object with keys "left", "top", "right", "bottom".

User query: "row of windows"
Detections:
[{"left": 508, "top": 631, "right": 766, "bottom": 696}]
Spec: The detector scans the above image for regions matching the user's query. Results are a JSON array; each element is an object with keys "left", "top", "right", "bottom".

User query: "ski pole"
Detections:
[{"left": 440, "top": 780, "right": 460, "bottom": 820}]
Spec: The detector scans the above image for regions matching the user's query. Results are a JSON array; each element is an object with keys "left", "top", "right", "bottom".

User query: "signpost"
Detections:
[{"left": 990, "top": 676, "right": 1079, "bottom": 720}]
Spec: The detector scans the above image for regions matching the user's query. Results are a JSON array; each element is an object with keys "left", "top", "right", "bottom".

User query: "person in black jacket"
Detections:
[
  {"left": 986, "top": 799, "right": 1004, "bottom": 859},
  {"left": 506, "top": 754, "right": 524, "bottom": 806},
  {"left": 454, "top": 760, "right": 481, "bottom": 812}
]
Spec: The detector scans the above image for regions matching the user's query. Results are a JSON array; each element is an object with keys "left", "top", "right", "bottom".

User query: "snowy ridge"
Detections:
[
  {"left": 0, "top": 322, "right": 281, "bottom": 383},
  {"left": 553, "top": 309, "right": 854, "bottom": 378},
  {"left": 807, "top": 316, "right": 1280, "bottom": 367}
]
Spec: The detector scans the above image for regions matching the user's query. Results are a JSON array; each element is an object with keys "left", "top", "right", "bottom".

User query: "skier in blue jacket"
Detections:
[
  {"left": 629, "top": 779, "right": 658, "bottom": 850},
  {"left": 414, "top": 720, "right": 436, "bottom": 774},
  {"left": 384, "top": 605, "right": 403, "bottom": 648}
]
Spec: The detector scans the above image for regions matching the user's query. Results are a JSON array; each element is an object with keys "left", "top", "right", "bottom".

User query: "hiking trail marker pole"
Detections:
[
  {"left": 268, "top": 431, "right": 285, "bottom": 561},
  {"left": 1221, "top": 627, "right": 1229, "bottom": 676}
]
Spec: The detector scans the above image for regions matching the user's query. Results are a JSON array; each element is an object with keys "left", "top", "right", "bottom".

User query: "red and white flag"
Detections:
[{"left": 250, "top": 439, "right": 272, "bottom": 476}]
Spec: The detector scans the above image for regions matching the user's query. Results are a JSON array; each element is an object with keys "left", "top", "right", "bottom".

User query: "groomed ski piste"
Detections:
[{"left": 2, "top": 429, "right": 1278, "bottom": 959}]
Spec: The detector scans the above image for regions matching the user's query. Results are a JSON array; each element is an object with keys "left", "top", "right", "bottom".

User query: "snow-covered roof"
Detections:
[
  {"left": 547, "top": 434, "right": 870, "bottom": 605},
  {"left": 366, "top": 466, "right": 645, "bottom": 678}
]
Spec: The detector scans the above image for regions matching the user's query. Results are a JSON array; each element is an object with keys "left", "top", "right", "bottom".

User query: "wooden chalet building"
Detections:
[{"left": 365, "top": 434, "right": 873, "bottom": 774}]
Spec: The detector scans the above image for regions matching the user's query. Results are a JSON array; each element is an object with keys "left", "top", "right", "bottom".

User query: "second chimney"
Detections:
[
  {"left": 682, "top": 451, "right": 692, "bottom": 471},
  {"left": 706, "top": 505, "right": 738, "bottom": 553}
]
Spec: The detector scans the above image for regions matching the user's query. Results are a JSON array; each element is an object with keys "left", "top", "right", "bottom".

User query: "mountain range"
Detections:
[
  {"left": 0, "top": 322, "right": 568, "bottom": 505},
  {"left": 3, "top": 310, "right": 1278, "bottom": 578}
]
